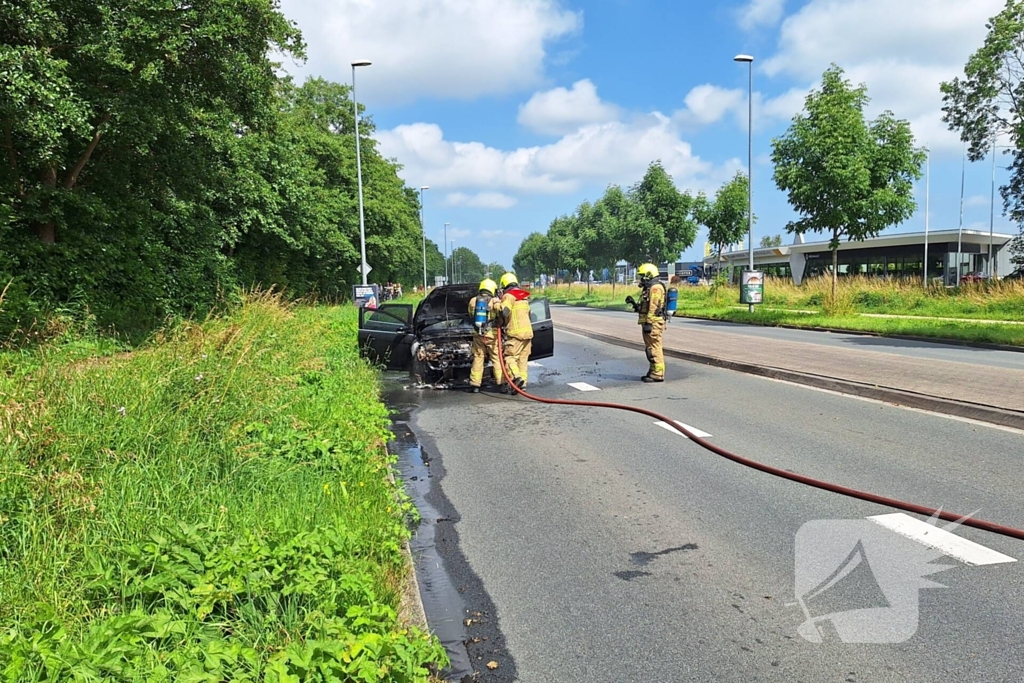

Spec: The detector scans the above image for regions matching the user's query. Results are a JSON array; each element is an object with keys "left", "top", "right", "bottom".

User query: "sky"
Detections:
[{"left": 277, "top": 0, "right": 1015, "bottom": 268}]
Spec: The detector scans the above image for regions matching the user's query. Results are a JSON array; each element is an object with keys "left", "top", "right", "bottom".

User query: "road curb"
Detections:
[
  {"left": 385, "top": 466, "right": 430, "bottom": 632},
  {"left": 547, "top": 301, "right": 1024, "bottom": 353},
  {"left": 557, "top": 322, "right": 1024, "bottom": 432}
]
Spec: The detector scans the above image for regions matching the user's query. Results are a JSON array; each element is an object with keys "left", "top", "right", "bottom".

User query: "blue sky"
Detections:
[{"left": 278, "top": 0, "right": 1014, "bottom": 267}]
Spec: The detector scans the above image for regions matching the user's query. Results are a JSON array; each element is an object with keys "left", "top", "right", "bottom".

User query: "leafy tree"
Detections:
[
  {"left": 512, "top": 232, "right": 552, "bottom": 281},
  {"left": 760, "top": 234, "right": 783, "bottom": 248},
  {"left": 1009, "top": 230, "right": 1024, "bottom": 268},
  {"left": 696, "top": 172, "right": 750, "bottom": 264},
  {"left": 450, "top": 246, "right": 486, "bottom": 284},
  {"left": 941, "top": 1, "right": 1024, "bottom": 223},
  {"left": 618, "top": 162, "right": 699, "bottom": 265},
  {"left": 772, "top": 65, "right": 925, "bottom": 299},
  {"left": 484, "top": 262, "right": 505, "bottom": 278}
]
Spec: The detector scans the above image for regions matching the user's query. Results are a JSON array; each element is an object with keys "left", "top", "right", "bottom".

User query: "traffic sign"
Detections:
[{"left": 358, "top": 262, "right": 372, "bottom": 275}]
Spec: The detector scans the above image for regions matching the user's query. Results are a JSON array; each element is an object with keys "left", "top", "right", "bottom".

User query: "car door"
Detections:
[
  {"left": 528, "top": 297, "right": 554, "bottom": 360},
  {"left": 358, "top": 304, "right": 414, "bottom": 370}
]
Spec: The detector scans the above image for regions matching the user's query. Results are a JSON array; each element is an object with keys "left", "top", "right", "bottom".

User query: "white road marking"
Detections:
[
  {"left": 557, "top": 329, "right": 594, "bottom": 341},
  {"left": 867, "top": 513, "right": 1017, "bottom": 566},
  {"left": 654, "top": 421, "right": 713, "bottom": 439},
  {"left": 528, "top": 361, "right": 544, "bottom": 367},
  {"left": 567, "top": 382, "right": 601, "bottom": 392}
]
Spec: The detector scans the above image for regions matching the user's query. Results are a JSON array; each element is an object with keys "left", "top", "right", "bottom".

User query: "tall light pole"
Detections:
[
  {"left": 419, "top": 186, "right": 429, "bottom": 291},
  {"left": 735, "top": 54, "right": 755, "bottom": 312},
  {"left": 923, "top": 147, "right": 930, "bottom": 287},
  {"left": 989, "top": 133, "right": 997, "bottom": 278},
  {"left": 444, "top": 222, "right": 450, "bottom": 283},
  {"left": 351, "top": 59, "right": 372, "bottom": 285},
  {"left": 957, "top": 140, "right": 966, "bottom": 286},
  {"left": 451, "top": 240, "right": 456, "bottom": 283}
]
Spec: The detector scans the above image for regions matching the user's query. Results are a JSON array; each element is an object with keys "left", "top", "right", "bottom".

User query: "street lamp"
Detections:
[
  {"left": 957, "top": 141, "right": 966, "bottom": 286},
  {"left": 444, "top": 222, "right": 450, "bottom": 283},
  {"left": 734, "top": 54, "right": 755, "bottom": 312},
  {"left": 923, "top": 147, "right": 930, "bottom": 287},
  {"left": 451, "top": 240, "right": 456, "bottom": 283},
  {"left": 352, "top": 59, "right": 372, "bottom": 285},
  {"left": 419, "top": 186, "right": 429, "bottom": 291}
]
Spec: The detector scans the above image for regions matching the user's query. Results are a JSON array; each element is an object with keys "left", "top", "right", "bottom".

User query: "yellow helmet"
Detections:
[
  {"left": 499, "top": 272, "right": 518, "bottom": 289},
  {"left": 638, "top": 263, "right": 660, "bottom": 282},
  {"left": 478, "top": 278, "right": 498, "bottom": 296}
]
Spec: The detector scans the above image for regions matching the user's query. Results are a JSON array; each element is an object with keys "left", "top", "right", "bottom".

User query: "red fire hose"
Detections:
[{"left": 495, "top": 327, "right": 1024, "bottom": 542}]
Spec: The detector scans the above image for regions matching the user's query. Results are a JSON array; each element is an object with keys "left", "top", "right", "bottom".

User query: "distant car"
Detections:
[
  {"left": 1003, "top": 269, "right": 1024, "bottom": 281},
  {"left": 959, "top": 271, "right": 989, "bottom": 284},
  {"left": 357, "top": 284, "right": 554, "bottom": 386}
]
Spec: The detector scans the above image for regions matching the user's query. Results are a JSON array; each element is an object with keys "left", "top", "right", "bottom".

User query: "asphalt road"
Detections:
[
  {"left": 556, "top": 306, "right": 1024, "bottom": 371},
  {"left": 397, "top": 328, "right": 1024, "bottom": 682}
]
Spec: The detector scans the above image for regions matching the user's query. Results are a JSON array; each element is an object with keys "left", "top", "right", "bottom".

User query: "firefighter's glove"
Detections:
[
  {"left": 625, "top": 295, "right": 638, "bottom": 312},
  {"left": 642, "top": 323, "right": 653, "bottom": 334}
]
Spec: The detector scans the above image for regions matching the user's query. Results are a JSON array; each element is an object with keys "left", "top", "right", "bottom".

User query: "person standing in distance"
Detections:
[
  {"left": 625, "top": 263, "right": 666, "bottom": 382},
  {"left": 467, "top": 279, "right": 503, "bottom": 393},
  {"left": 496, "top": 272, "right": 533, "bottom": 392}
]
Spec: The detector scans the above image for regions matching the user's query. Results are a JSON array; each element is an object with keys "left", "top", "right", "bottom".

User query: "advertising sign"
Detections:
[
  {"left": 353, "top": 284, "right": 380, "bottom": 310},
  {"left": 740, "top": 270, "right": 764, "bottom": 305}
]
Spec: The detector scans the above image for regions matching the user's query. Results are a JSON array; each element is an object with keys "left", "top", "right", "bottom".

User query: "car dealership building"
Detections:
[{"left": 702, "top": 229, "right": 1017, "bottom": 285}]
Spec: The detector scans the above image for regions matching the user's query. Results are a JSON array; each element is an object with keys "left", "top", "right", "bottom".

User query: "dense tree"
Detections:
[
  {"left": 512, "top": 232, "right": 553, "bottom": 281},
  {"left": 618, "top": 162, "right": 699, "bottom": 265},
  {"left": 941, "top": 1, "right": 1024, "bottom": 224},
  {"left": 772, "top": 65, "right": 924, "bottom": 298},
  {"left": 450, "top": 246, "right": 486, "bottom": 284},
  {"left": 760, "top": 234, "right": 783, "bottom": 248},
  {"left": 696, "top": 172, "right": 750, "bottom": 266},
  {"left": 0, "top": 3, "right": 432, "bottom": 336}
]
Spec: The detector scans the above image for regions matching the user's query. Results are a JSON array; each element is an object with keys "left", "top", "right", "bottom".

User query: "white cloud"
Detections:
[
  {"left": 965, "top": 194, "right": 991, "bottom": 209},
  {"left": 676, "top": 84, "right": 745, "bottom": 126},
  {"left": 278, "top": 0, "right": 580, "bottom": 104},
  {"left": 517, "top": 79, "right": 620, "bottom": 135},
  {"left": 737, "top": 0, "right": 785, "bottom": 31},
  {"left": 445, "top": 192, "right": 519, "bottom": 209},
  {"left": 377, "top": 115, "right": 728, "bottom": 196},
  {"left": 762, "top": 0, "right": 1004, "bottom": 154}
]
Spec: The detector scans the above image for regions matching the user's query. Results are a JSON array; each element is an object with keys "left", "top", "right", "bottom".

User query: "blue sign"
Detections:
[{"left": 353, "top": 284, "right": 380, "bottom": 309}]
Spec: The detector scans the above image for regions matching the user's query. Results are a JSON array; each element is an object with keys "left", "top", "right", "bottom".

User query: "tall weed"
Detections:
[{"left": 0, "top": 294, "right": 446, "bottom": 681}]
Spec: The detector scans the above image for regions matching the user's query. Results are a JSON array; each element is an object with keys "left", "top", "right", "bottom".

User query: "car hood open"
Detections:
[{"left": 414, "top": 284, "right": 478, "bottom": 333}]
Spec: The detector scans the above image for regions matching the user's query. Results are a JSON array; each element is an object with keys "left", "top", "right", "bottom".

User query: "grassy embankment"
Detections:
[
  {"left": 0, "top": 294, "right": 446, "bottom": 681},
  {"left": 544, "top": 277, "right": 1024, "bottom": 346}
]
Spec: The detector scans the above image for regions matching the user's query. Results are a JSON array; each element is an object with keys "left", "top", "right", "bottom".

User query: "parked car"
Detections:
[
  {"left": 358, "top": 284, "right": 554, "bottom": 385},
  {"left": 959, "top": 271, "right": 989, "bottom": 284},
  {"left": 1003, "top": 269, "right": 1024, "bottom": 281}
]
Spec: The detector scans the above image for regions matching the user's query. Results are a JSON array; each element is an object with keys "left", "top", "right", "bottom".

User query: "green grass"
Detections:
[
  {"left": 545, "top": 281, "right": 1024, "bottom": 346},
  {"left": 0, "top": 294, "right": 446, "bottom": 681}
]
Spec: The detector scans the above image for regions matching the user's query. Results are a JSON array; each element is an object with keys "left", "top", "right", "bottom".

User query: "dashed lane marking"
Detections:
[
  {"left": 868, "top": 512, "right": 1017, "bottom": 566},
  {"left": 567, "top": 382, "right": 601, "bottom": 392},
  {"left": 654, "top": 421, "right": 713, "bottom": 439},
  {"left": 528, "top": 361, "right": 544, "bottom": 367}
]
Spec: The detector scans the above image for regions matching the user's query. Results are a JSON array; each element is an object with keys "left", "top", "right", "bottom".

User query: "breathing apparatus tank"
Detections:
[
  {"left": 666, "top": 286, "right": 679, "bottom": 318},
  {"left": 474, "top": 296, "right": 490, "bottom": 330}
]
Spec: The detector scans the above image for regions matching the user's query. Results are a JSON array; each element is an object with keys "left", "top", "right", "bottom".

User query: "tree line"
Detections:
[
  {"left": 519, "top": 0, "right": 1024, "bottom": 294},
  {"left": 0, "top": 0, "right": 447, "bottom": 338}
]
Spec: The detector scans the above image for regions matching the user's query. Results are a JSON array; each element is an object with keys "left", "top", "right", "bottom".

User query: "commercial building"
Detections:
[{"left": 702, "top": 229, "right": 1016, "bottom": 285}]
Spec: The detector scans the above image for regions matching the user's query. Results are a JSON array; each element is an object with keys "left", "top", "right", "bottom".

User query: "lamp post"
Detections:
[
  {"left": 734, "top": 53, "right": 755, "bottom": 312},
  {"left": 923, "top": 147, "right": 930, "bottom": 287},
  {"left": 957, "top": 141, "right": 966, "bottom": 286},
  {"left": 451, "top": 240, "right": 456, "bottom": 283},
  {"left": 989, "top": 134, "right": 997, "bottom": 278},
  {"left": 351, "top": 59, "right": 372, "bottom": 285},
  {"left": 444, "top": 223, "right": 450, "bottom": 283},
  {"left": 419, "top": 186, "right": 429, "bottom": 291}
]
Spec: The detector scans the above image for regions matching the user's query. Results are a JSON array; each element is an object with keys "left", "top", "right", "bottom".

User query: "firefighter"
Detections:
[
  {"left": 496, "top": 272, "right": 533, "bottom": 392},
  {"left": 467, "top": 279, "right": 502, "bottom": 393},
  {"left": 625, "top": 263, "right": 666, "bottom": 382}
]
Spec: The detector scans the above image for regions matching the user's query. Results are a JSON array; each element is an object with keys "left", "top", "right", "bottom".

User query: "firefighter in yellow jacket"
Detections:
[
  {"left": 496, "top": 272, "right": 533, "bottom": 392},
  {"left": 625, "top": 263, "right": 666, "bottom": 382},
  {"left": 467, "top": 279, "right": 502, "bottom": 394}
]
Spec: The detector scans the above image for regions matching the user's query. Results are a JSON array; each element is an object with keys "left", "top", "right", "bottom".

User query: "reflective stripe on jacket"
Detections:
[
  {"left": 638, "top": 281, "right": 666, "bottom": 325},
  {"left": 499, "top": 288, "right": 534, "bottom": 340}
]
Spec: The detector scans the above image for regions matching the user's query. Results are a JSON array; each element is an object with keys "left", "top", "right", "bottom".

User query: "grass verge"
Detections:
[
  {"left": 0, "top": 293, "right": 446, "bottom": 681},
  {"left": 545, "top": 282, "right": 1024, "bottom": 347}
]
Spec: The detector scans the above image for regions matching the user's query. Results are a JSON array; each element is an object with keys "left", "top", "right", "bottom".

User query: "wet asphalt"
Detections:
[{"left": 387, "top": 327, "right": 1024, "bottom": 682}]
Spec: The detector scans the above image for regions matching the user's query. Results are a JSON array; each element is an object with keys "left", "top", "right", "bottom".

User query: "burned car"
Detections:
[{"left": 358, "top": 283, "right": 554, "bottom": 386}]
